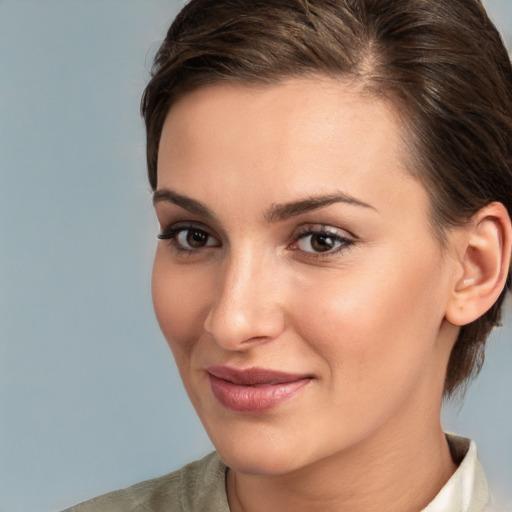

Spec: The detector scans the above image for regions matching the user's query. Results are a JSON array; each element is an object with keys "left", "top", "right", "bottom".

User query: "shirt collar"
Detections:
[{"left": 422, "top": 435, "right": 491, "bottom": 512}]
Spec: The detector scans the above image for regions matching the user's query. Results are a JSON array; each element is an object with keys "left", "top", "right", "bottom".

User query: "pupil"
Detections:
[
  {"left": 312, "top": 234, "right": 334, "bottom": 252},
  {"left": 187, "top": 230, "right": 207, "bottom": 248}
]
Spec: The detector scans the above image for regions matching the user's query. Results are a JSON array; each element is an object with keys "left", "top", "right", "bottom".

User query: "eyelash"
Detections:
[{"left": 157, "top": 223, "right": 356, "bottom": 258}]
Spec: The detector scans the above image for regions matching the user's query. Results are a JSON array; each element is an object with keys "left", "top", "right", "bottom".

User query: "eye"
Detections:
[
  {"left": 158, "top": 224, "right": 220, "bottom": 252},
  {"left": 292, "top": 227, "right": 355, "bottom": 256},
  {"left": 176, "top": 228, "right": 215, "bottom": 249}
]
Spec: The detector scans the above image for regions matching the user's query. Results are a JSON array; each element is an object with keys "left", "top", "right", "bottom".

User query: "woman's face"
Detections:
[{"left": 152, "top": 78, "right": 459, "bottom": 475}]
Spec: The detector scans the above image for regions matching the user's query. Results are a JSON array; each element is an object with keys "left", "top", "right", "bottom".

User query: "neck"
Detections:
[{"left": 227, "top": 401, "right": 457, "bottom": 512}]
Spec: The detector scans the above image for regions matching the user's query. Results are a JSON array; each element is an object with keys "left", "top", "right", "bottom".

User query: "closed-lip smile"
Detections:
[{"left": 206, "top": 366, "right": 313, "bottom": 414}]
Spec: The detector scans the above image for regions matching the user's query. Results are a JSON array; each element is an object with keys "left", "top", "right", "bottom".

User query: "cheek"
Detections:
[
  {"left": 290, "top": 249, "right": 449, "bottom": 395},
  {"left": 151, "top": 250, "right": 211, "bottom": 361}
]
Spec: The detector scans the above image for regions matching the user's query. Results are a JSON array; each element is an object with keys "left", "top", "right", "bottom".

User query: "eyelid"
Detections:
[
  {"left": 158, "top": 221, "right": 216, "bottom": 239},
  {"left": 292, "top": 223, "right": 356, "bottom": 240}
]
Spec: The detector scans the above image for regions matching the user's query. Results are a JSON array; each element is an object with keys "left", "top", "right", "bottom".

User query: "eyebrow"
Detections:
[
  {"left": 153, "top": 188, "right": 375, "bottom": 222},
  {"left": 265, "top": 193, "right": 376, "bottom": 222},
  {"left": 153, "top": 188, "right": 215, "bottom": 219}
]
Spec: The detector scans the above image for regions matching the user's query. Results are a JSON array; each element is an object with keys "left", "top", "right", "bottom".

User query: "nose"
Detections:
[{"left": 204, "top": 250, "right": 285, "bottom": 351}]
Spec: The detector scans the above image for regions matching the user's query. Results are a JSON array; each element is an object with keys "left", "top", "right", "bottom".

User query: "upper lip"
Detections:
[{"left": 207, "top": 365, "right": 312, "bottom": 385}]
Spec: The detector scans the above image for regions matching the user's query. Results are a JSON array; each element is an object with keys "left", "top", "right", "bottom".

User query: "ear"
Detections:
[{"left": 445, "top": 202, "right": 512, "bottom": 327}]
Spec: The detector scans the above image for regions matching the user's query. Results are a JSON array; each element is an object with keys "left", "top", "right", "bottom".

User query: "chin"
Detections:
[
  {"left": 215, "top": 443, "right": 306, "bottom": 476},
  {"left": 204, "top": 419, "right": 325, "bottom": 476}
]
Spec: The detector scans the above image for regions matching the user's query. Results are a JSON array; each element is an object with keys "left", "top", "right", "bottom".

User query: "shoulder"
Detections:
[{"left": 62, "top": 451, "right": 229, "bottom": 512}]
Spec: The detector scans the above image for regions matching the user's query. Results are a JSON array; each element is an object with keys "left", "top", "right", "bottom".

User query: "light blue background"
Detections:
[{"left": 1, "top": 1, "right": 511, "bottom": 511}]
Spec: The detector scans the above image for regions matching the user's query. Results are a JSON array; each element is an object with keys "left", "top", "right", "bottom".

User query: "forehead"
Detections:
[
  {"left": 156, "top": 77, "right": 430, "bottom": 227},
  {"left": 161, "top": 77, "right": 401, "bottom": 145}
]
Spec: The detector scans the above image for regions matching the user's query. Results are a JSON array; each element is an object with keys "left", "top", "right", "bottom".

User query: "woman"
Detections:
[{"left": 64, "top": 0, "right": 512, "bottom": 510}]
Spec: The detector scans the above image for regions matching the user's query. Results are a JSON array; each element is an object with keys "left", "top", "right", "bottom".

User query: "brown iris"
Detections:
[
  {"left": 310, "top": 233, "right": 336, "bottom": 252},
  {"left": 186, "top": 229, "right": 209, "bottom": 248}
]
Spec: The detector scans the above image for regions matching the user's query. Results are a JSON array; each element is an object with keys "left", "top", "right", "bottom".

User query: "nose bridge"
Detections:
[{"left": 204, "top": 243, "right": 284, "bottom": 349}]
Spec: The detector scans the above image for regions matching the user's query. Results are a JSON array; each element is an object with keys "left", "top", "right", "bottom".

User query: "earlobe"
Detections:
[{"left": 446, "top": 202, "right": 512, "bottom": 327}]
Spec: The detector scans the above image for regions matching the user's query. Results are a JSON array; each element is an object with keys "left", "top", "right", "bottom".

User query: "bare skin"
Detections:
[
  {"left": 151, "top": 78, "right": 509, "bottom": 511},
  {"left": 226, "top": 387, "right": 456, "bottom": 512}
]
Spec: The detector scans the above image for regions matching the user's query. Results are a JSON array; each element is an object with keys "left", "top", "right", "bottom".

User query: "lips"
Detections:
[{"left": 207, "top": 366, "right": 312, "bottom": 414}]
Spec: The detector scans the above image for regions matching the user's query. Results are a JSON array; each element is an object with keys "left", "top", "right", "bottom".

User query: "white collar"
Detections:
[{"left": 422, "top": 435, "right": 492, "bottom": 512}]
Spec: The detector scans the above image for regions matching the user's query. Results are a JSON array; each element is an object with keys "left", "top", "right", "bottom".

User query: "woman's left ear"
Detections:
[{"left": 445, "top": 202, "right": 512, "bottom": 326}]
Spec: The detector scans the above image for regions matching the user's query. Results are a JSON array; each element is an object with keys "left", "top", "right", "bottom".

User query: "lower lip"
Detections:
[{"left": 208, "top": 374, "right": 311, "bottom": 414}]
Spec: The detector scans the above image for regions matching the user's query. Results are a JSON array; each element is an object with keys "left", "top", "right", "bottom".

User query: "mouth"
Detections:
[{"left": 206, "top": 366, "right": 313, "bottom": 414}]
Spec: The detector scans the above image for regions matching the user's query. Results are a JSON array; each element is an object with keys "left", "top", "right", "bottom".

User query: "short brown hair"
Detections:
[{"left": 141, "top": 0, "right": 512, "bottom": 396}]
